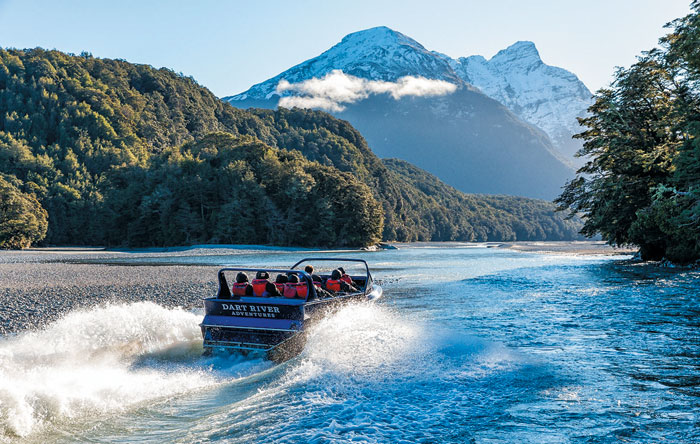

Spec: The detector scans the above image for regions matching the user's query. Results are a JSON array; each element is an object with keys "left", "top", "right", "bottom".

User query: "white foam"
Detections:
[{"left": 0, "top": 302, "right": 217, "bottom": 439}]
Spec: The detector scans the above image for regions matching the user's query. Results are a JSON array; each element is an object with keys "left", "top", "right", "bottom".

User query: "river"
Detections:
[{"left": 2, "top": 246, "right": 699, "bottom": 443}]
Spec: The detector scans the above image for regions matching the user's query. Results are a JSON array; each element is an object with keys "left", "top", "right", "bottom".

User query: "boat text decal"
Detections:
[{"left": 221, "top": 303, "right": 281, "bottom": 318}]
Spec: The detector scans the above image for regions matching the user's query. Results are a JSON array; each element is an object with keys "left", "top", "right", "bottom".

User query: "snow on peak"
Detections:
[
  {"left": 338, "top": 26, "right": 424, "bottom": 52},
  {"left": 501, "top": 40, "right": 539, "bottom": 56},
  {"left": 225, "top": 28, "right": 592, "bottom": 158},
  {"left": 227, "top": 26, "right": 460, "bottom": 101},
  {"left": 488, "top": 41, "right": 542, "bottom": 70},
  {"left": 451, "top": 41, "right": 592, "bottom": 155}
]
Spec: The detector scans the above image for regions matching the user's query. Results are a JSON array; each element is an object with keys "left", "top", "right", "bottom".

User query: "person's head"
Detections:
[
  {"left": 338, "top": 267, "right": 346, "bottom": 275},
  {"left": 331, "top": 269, "right": 341, "bottom": 280},
  {"left": 288, "top": 274, "right": 300, "bottom": 284},
  {"left": 256, "top": 271, "right": 269, "bottom": 280},
  {"left": 236, "top": 272, "right": 249, "bottom": 284},
  {"left": 312, "top": 274, "right": 322, "bottom": 282},
  {"left": 275, "top": 274, "right": 288, "bottom": 284},
  {"left": 304, "top": 265, "right": 314, "bottom": 274}
]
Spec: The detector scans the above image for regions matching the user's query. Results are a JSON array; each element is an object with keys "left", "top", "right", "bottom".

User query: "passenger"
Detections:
[
  {"left": 338, "top": 266, "right": 353, "bottom": 285},
  {"left": 302, "top": 264, "right": 324, "bottom": 289},
  {"left": 325, "top": 269, "right": 358, "bottom": 293},
  {"left": 315, "top": 281, "right": 332, "bottom": 298},
  {"left": 304, "top": 265, "right": 323, "bottom": 283},
  {"left": 251, "top": 271, "right": 281, "bottom": 297},
  {"left": 283, "top": 274, "right": 308, "bottom": 299},
  {"left": 231, "top": 272, "right": 253, "bottom": 297},
  {"left": 274, "top": 274, "right": 288, "bottom": 294}
]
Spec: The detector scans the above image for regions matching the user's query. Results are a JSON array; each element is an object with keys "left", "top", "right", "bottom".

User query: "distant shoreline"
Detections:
[
  {"left": 379, "top": 240, "right": 636, "bottom": 256},
  {"left": 3, "top": 240, "right": 636, "bottom": 259}
]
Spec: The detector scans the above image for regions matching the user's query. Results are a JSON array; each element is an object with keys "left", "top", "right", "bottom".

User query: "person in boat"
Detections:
[
  {"left": 274, "top": 274, "right": 288, "bottom": 294},
  {"left": 304, "top": 265, "right": 323, "bottom": 283},
  {"left": 283, "top": 273, "right": 309, "bottom": 299},
  {"left": 251, "top": 271, "right": 281, "bottom": 297},
  {"left": 325, "top": 269, "right": 358, "bottom": 293},
  {"left": 337, "top": 267, "right": 353, "bottom": 285},
  {"left": 231, "top": 272, "right": 253, "bottom": 297},
  {"left": 302, "top": 264, "right": 330, "bottom": 295}
]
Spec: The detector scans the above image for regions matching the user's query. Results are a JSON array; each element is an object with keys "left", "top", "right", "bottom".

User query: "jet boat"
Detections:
[{"left": 200, "top": 258, "right": 382, "bottom": 362}]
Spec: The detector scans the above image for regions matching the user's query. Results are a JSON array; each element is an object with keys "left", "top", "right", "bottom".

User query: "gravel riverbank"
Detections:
[{"left": 0, "top": 259, "right": 219, "bottom": 335}]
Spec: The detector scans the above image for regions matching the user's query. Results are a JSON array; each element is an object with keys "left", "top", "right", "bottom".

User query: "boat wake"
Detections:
[
  {"left": 1, "top": 301, "right": 536, "bottom": 443},
  {"left": 0, "top": 302, "right": 266, "bottom": 441},
  {"left": 184, "top": 304, "right": 533, "bottom": 443}
]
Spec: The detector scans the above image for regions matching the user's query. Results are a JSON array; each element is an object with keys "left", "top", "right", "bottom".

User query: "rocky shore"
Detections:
[{"left": 0, "top": 250, "right": 220, "bottom": 335}]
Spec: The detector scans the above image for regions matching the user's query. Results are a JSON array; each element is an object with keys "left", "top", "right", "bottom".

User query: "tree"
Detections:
[
  {"left": 556, "top": 2, "right": 700, "bottom": 262},
  {"left": 0, "top": 175, "right": 48, "bottom": 249}
]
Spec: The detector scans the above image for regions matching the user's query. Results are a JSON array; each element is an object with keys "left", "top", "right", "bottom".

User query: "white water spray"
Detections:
[{"left": 0, "top": 302, "right": 216, "bottom": 439}]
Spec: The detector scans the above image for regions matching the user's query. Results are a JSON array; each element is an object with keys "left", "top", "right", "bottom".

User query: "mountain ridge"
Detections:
[
  {"left": 451, "top": 40, "right": 593, "bottom": 159},
  {"left": 228, "top": 26, "right": 462, "bottom": 102},
  {"left": 226, "top": 26, "right": 593, "bottom": 163}
]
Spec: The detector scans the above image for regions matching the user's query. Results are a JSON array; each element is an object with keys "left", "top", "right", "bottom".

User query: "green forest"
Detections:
[
  {"left": 0, "top": 47, "right": 583, "bottom": 248},
  {"left": 557, "top": 2, "right": 700, "bottom": 263}
]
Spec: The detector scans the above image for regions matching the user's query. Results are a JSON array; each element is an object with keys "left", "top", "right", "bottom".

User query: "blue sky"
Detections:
[{"left": 0, "top": 0, "right": 691, "bottom": 97}]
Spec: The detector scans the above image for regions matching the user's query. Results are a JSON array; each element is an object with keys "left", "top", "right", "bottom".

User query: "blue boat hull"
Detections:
[{"left": 201, "top": 286, "right": 382, "bottom": 362}]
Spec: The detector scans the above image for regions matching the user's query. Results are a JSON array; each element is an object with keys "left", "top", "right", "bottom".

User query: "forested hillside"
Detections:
[
  {"left": 384, "top": 159, "right": 583, "bottom": 241},
  {"left": 556, "top": 3, "right": 700, "bottom": 263},
  {"left": 0, "top": 47, "right": 582, "bottom": 248}
]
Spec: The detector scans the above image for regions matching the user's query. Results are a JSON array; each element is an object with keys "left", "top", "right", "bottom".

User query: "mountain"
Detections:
[
  {"left": 229, "top": 26, "right": 461, "bottom": 102},
  {"left": 446, "top": 41, "right": 593, "bottom": 160},
  {"left": 333, "top": 90, "right": 572, "bottom": 199},
  {"left": 0, "top": 48, "right": 583, "bottom": 248},
  {"left": 225, "top": 27, "right": 581, "bottom": 199}
]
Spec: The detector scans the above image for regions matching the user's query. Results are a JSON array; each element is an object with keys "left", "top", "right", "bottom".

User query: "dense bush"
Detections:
[
  {"left": 556, "top": 2, "right": 700, "bottom": 262},
  {"left": 104, "top": 133, "right": 383, "bottom": 247},
  {"left": 0, "top": 174, "right": 48, "bottom": 249}
]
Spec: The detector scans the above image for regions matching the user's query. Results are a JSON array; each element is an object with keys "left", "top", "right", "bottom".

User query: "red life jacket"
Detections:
[
  {"left": 283, "top": 283, "right": 297, "bottom": 298},
  {"left": 283, "top": 283, "right": 308, "bottom": 299},
  {"left": 231, "top": 282, "right": 248, "bottom": 296},
  {"left": 251, "top": 279, "right": 268, "bottom": 297},
  {"left": 326, "top": 279, "right": 341, "bottom": 292},
  {"left": 341, "top": 274, "right": 352, "bottom": 285},
  {"left": 275, "top": 283, "right": 285, "bottom": 293}
]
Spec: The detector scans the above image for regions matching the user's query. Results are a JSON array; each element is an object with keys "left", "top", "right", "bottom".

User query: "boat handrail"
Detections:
[{"left": 290, "top": 257, "right": 373, "bottom": 293}]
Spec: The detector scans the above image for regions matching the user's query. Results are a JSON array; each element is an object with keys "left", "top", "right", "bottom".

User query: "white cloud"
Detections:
[{"left": 276, "top": 70, "right": 457, "bottom": 111}]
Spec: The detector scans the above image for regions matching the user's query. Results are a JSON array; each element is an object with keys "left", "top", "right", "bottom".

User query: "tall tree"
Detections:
[
  {"left": 0, "top": 175, "right": 48, "bottom": 249},
  {"left": 557, "top": 1, "right": 700, "bottom": 262}
]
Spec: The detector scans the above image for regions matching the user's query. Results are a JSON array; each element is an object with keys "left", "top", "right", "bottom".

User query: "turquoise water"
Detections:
[{"left": 3, "top": 247, "right": 700, "bottom": 443}]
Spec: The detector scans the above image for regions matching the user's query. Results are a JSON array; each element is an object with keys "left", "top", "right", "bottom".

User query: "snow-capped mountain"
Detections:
[
  {"left": 447, "top": 41, "right": 593, "bottom": 159},
  {"left": 225, "top": 26, "right": 584, "bottom": 199},
  {"left": 227, "top": 27, "right": 592, "bottom": 161},
  {"left": 229, "top": 26, "right": 462, "bottom": 102}
]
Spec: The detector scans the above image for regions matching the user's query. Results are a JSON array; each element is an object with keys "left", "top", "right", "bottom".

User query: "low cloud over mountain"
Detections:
[{"left": 277, "top": 70, "right": 457, "bottom": 112}]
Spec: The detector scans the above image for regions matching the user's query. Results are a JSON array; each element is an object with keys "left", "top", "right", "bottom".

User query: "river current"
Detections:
[{"left": 2, "top": 246, "right": 699, "bottom": 443}]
